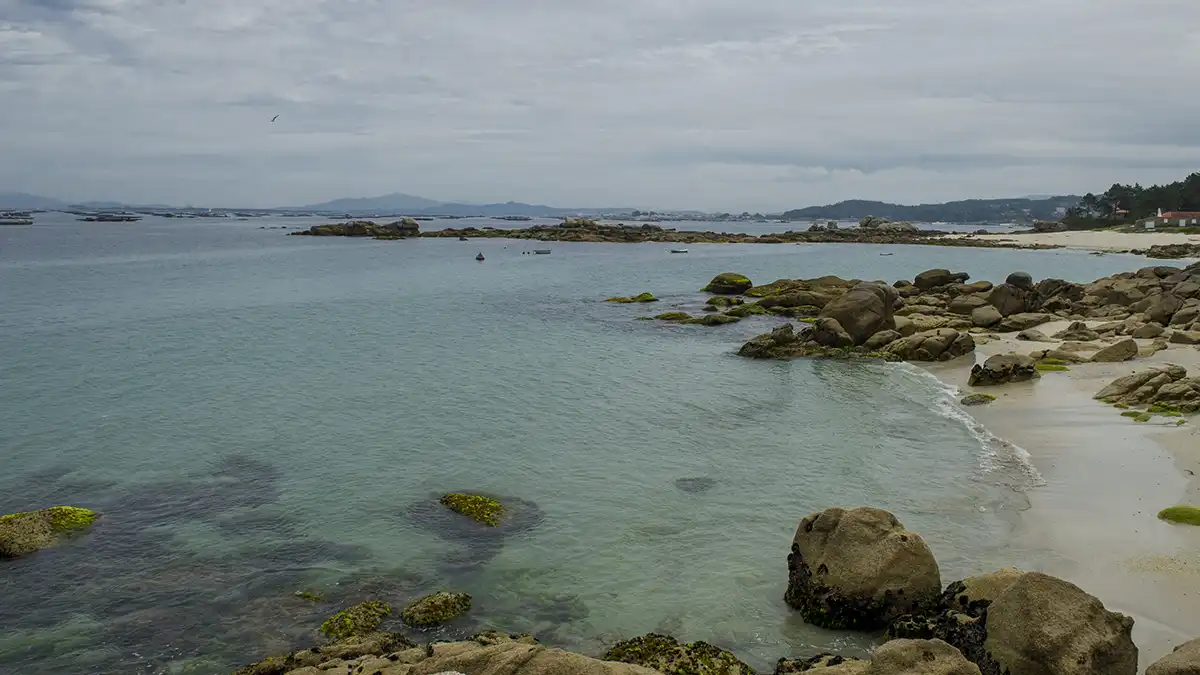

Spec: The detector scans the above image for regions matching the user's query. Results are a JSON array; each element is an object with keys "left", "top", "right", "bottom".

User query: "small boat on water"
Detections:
[
  {"left": 475, "top": 253, "right": 485, "bottom": 261},
  {"left": 670, "top": 249, "right": 689, "bottom": 254},
  {"left": 879, "top": 252, "right": 894, "bottom": 256},
  {"left": 533, "top": 249, "right": 551, "bottom": 255}
]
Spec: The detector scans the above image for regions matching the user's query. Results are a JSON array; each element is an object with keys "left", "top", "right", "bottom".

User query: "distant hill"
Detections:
[
  {"left": 781, "top": 196, "right": 1080, "bottom": 223},
  {"left": 416, "top": 201, "right": 622, "bottom": 217},
  {"left": 291, "top": 192, "right": 446, "bottom": 212},
  {"left": 0, "top": 192, "right": 66, "bottom": 210}
]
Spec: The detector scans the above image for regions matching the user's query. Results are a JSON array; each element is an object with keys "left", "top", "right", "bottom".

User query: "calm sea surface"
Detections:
[{"left": 0, "top": 214, "right": 1147, "bottom": 674}]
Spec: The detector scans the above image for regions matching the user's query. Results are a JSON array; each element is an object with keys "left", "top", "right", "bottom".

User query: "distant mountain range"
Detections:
[
  {"left": 2, "top": 189, "right": 1081, "bottom": 222},
  {"left": 780, "top": 196, "right": 1080, "bottom": 223}
]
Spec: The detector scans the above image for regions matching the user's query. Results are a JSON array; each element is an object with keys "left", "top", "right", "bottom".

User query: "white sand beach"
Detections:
[
  {"left": 962, "top": 230, "right": 1200, "bottom": 253},
  {"left": 926, "top": 328, "right": 1200, "bottom": 672}
]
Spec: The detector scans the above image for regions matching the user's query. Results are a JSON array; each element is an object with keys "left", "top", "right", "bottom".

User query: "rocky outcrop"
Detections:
[
  {"left": 703, "top": 273, "right": 754, "bottom": 295},
  {"left": 1094, "top": 366, "right": 1200, "bottom": 412},
  {"left": 968, "top": 354, "right": 1039, "bottom": 386},
  {"left": 440, "top": 493, "right": 505, "bottom": 526},
  {"left": 738, "top": 324, "right": 807, "bottom": 358},
  {"left": 603, "top": 634, "right": 754, "bottom": 675},
  {"left": 320, "top": 601, "right": 392, "bottom": 640},
  {"left": 886, "top": 329, "right": 975, "bottom": 362},
  {"left": 996, "top": 313, "right": 1054, "bottom": 333},
  {"left": 0, "top": 506, "right": 99, "bottom": 559},
  {"left": 292, "top": 219, "right": 420, "bottom": 239},
  {"left": 785, "top": 507, "right": 941, "bottom": 630},
  {"left": 988, "top": 284, "right": 1029, "bottom": 317},
  {"left": 401, "top": 591, "right": 472, "bottom": 627},
  {"left": 984, "top": 572, "right": 1137, "bottom": 675},
  {"left": 819, "top": 283, "right": 899, "bottom": 345},
  {"left": 1148, "top": 637, "right": 1200, "bottom": 675},
  {"left": 915, "top": 269, "right": 969, "bottom": 291}
]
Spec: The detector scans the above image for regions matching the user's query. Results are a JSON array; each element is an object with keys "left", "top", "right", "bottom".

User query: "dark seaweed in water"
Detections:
[
  {"left": 674, "top": 477, "right": 717, "bottom": 493},
  {"left": 0, "top": 456, "right": 372, "bottom": 675}
]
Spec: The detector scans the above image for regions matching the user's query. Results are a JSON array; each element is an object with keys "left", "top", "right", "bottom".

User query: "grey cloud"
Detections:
[{"left": 0, "top": 0, "right": 1198, "bottom": 210}]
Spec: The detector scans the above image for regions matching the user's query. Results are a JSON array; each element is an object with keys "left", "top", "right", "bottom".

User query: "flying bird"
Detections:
[{"left": 270, "top": 115, "right": 279, "bottom": 122}]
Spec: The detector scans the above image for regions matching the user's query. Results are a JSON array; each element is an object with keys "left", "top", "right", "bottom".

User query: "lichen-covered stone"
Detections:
[
  {"left": 655, "top": 312, "right": 693, "bottom": 322},
  {"left": 319, "top": 601, "right": 392, "bottom": 640},
  {"left": 401, "top": 591, "right": 472, "bottom": 627},
  {"left": 785, "top": 507, "right": 941, "bottom": 630},
  {"left": 439, "top": 493, "right": 505, "bottom": 526},
  {"left": 603, "top": 634, "right": 754, "bottom": 675},
  {"left": 0, "top": 505, "right": 99, "bottom": 559}
]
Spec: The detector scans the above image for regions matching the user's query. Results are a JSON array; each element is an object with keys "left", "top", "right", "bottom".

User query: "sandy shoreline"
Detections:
[
  {"left": 924, "top": 329, "right": 1200, "bottom": 672},
  {"left": 962, "top": 229, "right": 1200, "bottom": 254}
]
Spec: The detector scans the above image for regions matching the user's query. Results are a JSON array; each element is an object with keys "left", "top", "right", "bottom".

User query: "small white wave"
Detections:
[{"left": 893, "top": 363, "right": 1045, "bottom": 490}]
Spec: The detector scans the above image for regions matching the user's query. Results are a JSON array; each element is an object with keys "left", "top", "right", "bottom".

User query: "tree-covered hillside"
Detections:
[{"left": 780, "top": 197, "right": 1079, "bottom": 223}]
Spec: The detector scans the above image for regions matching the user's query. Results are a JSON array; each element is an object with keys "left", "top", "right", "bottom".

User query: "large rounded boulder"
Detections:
[
  {"left": 915, "top": 269, "right": 968, "bottom": 291},
  {"left": 819, "top": 283, "right": 899, "bottom": 346},
  {"left": 785, "top": 507, "right": 941, "bottom": 630},
  {"left": 984, "top": 572, "right": 1137, "bottom": 675},
  {"left": 1148, "top": 637, "right": 1200, "bottom": 675},
  {"left": 703, "top": 273, "right": 754, "bottom": 295},
  {"left": 868, "top": 639, "right": 981, "bottom": 675}
]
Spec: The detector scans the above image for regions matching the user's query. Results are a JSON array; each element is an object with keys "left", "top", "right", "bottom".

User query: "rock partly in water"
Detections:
[
  {"left": 439, "top": 493, "right": 505, "bottom": 527},
  {"left": 607, "top": 293, "right": 659, "bottom": 303},
  {"left": 319, "top": 601, "right": 392, "bottom": 640},
  {"left": 603, "top": 633, "right": 754, "bottom": 675},
  {"left": 0, "top": 505, "right": 99, "bottom": 559},
  {"left": 401, "top": 591, "right": 472, "bottom": 627},
  {"left": 738, "top": 323, "right": 807, "bottom": 358},
  {"left": 703, "top": 273, "right": 754, "bottom": 295},
  {"left": 784, "top": 507, "right": 941, "bottom": 630},
  {"left": 968, "top": 354, "right": 1040, "bottom": 386},
  {"left": 232, "top": 632, "right": 416, "bottom": 675},
  {"left": 684, "top": 313, "right": 742, "bottom": 326},
  {"left": 984, "top": 572, "right": 1137, "bottom": 675}
]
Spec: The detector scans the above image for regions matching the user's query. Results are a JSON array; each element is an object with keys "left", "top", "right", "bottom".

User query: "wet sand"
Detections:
[{"left": 925, "top": 330, "right": 1200, "bottom": 672}]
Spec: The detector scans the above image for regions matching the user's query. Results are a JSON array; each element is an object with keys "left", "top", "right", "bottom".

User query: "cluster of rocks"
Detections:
[
  {"left": 781, "top": 506, "right": 1153, "bottom": 675},
  {"left": 290, "top": 218, "right": 421, "bottom": 239},
  {"left": 717, "top": 261, "right": 1200, "bottom": 366},
  {"left": 1095, "top": 365, "right": 1200, "bottom": 414},
  {"left": 420, "top": 219, "right": 1053, "bottom": 249},
  {"left": 1130, "top": 243, "right": 1200, "bottom": 260}
]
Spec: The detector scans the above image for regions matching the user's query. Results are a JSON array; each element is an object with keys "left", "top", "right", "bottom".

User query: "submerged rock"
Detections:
[
  {"left": 784, "top": 507, "right": 941, "bottom": 630},
  {"left": 401, "top": 591, "right": 472, "bottom": 627},
  {"left": 439, "top": 493, "right": 505, "bottom": 527},
  {"left": 703, "top": 273, "right": 754, "bottom": 295},
  {"left": 607, "top": 293, "right": 659, "bottom": 304},
  {"left": 319, "top": 601, "right": 392, "bottom": 640},
  {"left": 0, "top": 505, "right": 99, "bottom": 559},
  {"left": 674, "top": 477, "right": 717, "bottom": 493},
  {"left": 604, "top": 633, "right": 754, "bottom": 675}
]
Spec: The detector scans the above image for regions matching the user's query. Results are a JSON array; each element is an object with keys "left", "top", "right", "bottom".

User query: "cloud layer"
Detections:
[{"left": 1, "top": 0, "right": 1198, "bottom": 209}]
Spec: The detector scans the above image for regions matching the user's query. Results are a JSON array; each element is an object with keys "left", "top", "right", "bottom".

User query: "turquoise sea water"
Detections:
[{"left": 0, "top": 216, "right": 1149, "bottom": 674}]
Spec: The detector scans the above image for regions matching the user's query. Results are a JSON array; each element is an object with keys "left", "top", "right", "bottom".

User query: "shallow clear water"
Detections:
[{"left": 0, "top": 215, "right": 1148, "bottom": 674}]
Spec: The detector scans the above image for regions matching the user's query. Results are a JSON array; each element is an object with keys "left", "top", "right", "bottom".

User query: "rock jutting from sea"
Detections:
[
  {"left": 289, "top": 217, "right": 421, "bottom": 239},
  {"left": 227, "top": 502, "right": 1200, "bottom": 675}
]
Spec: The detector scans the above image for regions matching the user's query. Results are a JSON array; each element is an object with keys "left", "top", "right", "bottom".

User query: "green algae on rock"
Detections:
[
  {"left": 702, "top": 273, "right": 753, "bottom": 295},
  {"left": 318, "top": 601, "right": 392, "bottom": 640},
  {"left": 294, "top": 590, "right": 323, "bottom": 602},
  {"left": 1035, "top": 363, "right": 1071, "bottom": 372},
  {"left": 705, "top": 296, "right": 744, "bottom": 308},
  {"left": 960, "top": 394, "right": 996, "bottom": 407},
  {"left": 401, "top": 591, "right": 472, "bottom": 627},
  {"left": 439, "top": 492, "right": 505, "bottom": 526},
  {"left": 655, "top": 312, "right": 694, "bottom": 322},
  {"left": 1158, "top": 506, "right": 1200, "bottom": 526},
  {"left": 0, "top": 506, "right": 99, "bottom": 559},
  {"left": 684, "top": 313, "right": 741, "bottom": 326},
  {"left": 607, "top": 292, "right": 658, "bottom": 303},
  {"left": 603, "top": 633, "right": 754, "bottom": 675}
]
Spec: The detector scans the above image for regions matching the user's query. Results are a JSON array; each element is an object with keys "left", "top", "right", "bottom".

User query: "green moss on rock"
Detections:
[
  {"left": 1113, "top": 403, "right": 1130, "bottom": 409},
  {"left": 319, "top": 601, "right": 391, "bottom": 640},
  {"left": 401, "top": 591, "right": 472, "bottom": 627},
  {"left": 294, "top": 591, "right": 323, "bottom": 602},
  {"left": 702, "top": 273, "right": 753, "bottom": 295},
  {"left": 655, "top": 312, "right": 694, "bottom": 322},
  {"left": 0, "top": 506, "right": 99, "bottom": 559},
  {"left": 705, "top": 296, "right": 744, "bottom": 308},
  {"left": 606, "top": 293, "right": 658, "bottom": 303},
  {"left": 1035, "top": 363, "right": 1070, "bottom": 372},
  {"left": 1038, "top": 357, "right": 1071, "bottom": 366},
  {"left": 439, "top": 492, "right": 504, "bottom": 526},
  {"left": 960, "top": 393, "right": 996, "bottom": 407},
  {"left": 683, "top": 313, "right": 741, "bottom": 326},
  {"left": 1158, "top": 506, "right": 1200, "bottom": 526},
  {"left": 604, "top": 633, "right": 754, "bottom": 675},
  {"left": 723, "top": 303, "right": 770, "bottom": 318}
]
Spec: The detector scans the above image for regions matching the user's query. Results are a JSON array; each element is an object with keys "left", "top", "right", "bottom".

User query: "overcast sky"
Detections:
[{"left": 1, "top": 0, "right": 1198, "bottom": 210}]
